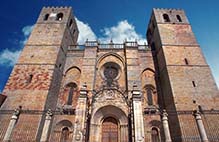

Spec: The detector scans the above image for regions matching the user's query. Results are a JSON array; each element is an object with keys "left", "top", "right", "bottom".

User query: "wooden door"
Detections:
[{"left": 102, "top": 117, "right": 118, "bottom": 142}]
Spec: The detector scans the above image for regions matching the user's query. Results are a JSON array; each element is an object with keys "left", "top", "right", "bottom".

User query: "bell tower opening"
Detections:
[{"left": 102, "top": 117, "right": 118, "bottom": 142}]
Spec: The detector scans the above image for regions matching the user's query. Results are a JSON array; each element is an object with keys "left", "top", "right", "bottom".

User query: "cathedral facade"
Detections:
[{"left": 0, "top": 7, "right": 219, "bottom": 142}]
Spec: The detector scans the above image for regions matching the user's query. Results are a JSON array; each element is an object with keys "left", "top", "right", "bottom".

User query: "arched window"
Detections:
[
  {"left": 151, "top": 127, "right": 160, "bottom": 142},
  {"left": 66, "top": 82, "right": 77, "bottom": 105},
  {"left": 163, "top": 14, "right": 170, "bottom": 22},
  {"left": 145, "top": 85, "right": 156, "bottom": 106},
  {"left": 146, "top": 87, "right": 153, "bottom": 105},
  {"left": 60, "top": 127, "right": 70, "bottom": 142},
  {"left": 56, "top": 13, "right": 64, "bottom": 21},
  {"left": 44, "top": 14, "right": 49, "bottom": 21},
  {"left": 176, "top": 15, "right": 182, "bottom": 22}
]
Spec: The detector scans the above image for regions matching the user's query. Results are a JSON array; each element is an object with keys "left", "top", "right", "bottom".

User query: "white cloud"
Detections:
[
  {"left": 1, "top": 20, "right": 147, "bottom": 67},
  {"left": 20, "top": 25, "right": 34, "bottom": 45},
  {"left": 0, "top": 25, "right": 34, "bottom": 67},
  {"left": 76, "top": 18, "right": 147, "bottom": 44},
  {"left": 75, "top": 18, "right": 96, "bottom": 44},
  {"left": 0, "top": 49, "right": 21, "bottom": 66},
  {"left": 99, "top": 20, "right": 147, "bottom": 44},
  {"left": 22, "top": 25, "right": 34, "bottom": 37}
]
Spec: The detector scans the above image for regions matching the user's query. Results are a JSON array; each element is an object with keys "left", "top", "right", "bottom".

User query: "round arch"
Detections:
[
  {"left": 144, "top": 84, "right": 156, "bottom": 90},
  {"left": 91, "top": 105, "right": 128, "bottom": 125},
  {"left": 89, "top": 105, "right": 129, "bottom": 142},
  {"left": 50, "top": 120, "right": 73, "bottom": 142},
  {"left": 64, "top": 66, "right": 81, "bottom": 76},
  {"left": 55, "top": 120, "right": 73, "bottom": 130},
  {"left": 141, "top": 68, "right": 155, "bottom": 76},
  {"left": 96, "top": 52, "right": 125, "bottom": 68}
]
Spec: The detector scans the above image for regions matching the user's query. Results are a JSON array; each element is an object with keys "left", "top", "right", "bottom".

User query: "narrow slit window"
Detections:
[
  {"left": 184, "top": 58, "right": 189, "bottom": 65},
  {"left": 192, "top": 81, "right": 196, "bottom": 87},
  {"left": 66, "top": 82, "right": 77, "bottom": 105},
  {"left": 27, "top": 74, "right": 33, "bottom": 83},
  {"left": 73, "top": 29, "right": 76, "bottom": 35},
  {"left": 145, "top": 85, "right": 156, "bottom": 106},
  {"left": 69, "top": 19, "right": 73, "bottom": 27},
  {"left": 147, "top": 88, "right": 153, "bottom": 106}
]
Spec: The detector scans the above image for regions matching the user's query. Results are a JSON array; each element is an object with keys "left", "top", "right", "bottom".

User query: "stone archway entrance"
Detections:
[
  {"left": 89, "top": 105, "right": 128, "bottom": 142},
  {"left": 102, "top": 117, "right": 118, "bottom": 142}
]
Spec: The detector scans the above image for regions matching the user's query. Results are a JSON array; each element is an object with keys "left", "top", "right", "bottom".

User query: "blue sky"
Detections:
[{"left": 0, "top": 0, "right": 218, "bottom": 92}]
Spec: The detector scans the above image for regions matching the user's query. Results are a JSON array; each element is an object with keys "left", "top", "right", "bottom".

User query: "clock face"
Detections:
[{"left": 104, "top": 66, "right": 118, "bottom": 80}]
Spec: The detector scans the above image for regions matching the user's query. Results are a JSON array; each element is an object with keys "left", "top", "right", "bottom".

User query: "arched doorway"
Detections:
[
  {"left": 102, "top": 117, "right": 118, "bottom": 142},
  {"left": 89, "top": 105, "right": 128, "bottom": 142}
]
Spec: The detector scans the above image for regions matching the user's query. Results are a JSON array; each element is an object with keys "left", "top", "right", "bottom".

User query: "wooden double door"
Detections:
[{"left": 102, "top": 117, "right": 118, "bottom": 142}]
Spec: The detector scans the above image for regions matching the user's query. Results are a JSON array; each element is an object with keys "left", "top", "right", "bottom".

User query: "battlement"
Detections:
[
  {"left": 28, "top": 6, "right": 79, "bottom": 45},
  {"left": 151, "top": 7, "right": 189, "bottom": 24},
  {"left": 147, "top": 7, "right": 190, "bottom": 44},
  {"left": 153, "top": 8, "right": 184, "bottom": 11},
  {"left": 37, "top": 6, "right": 74, "bottom": 24},
  {"left": 42, "top": 6, "right": 72, "bottom": 9}
]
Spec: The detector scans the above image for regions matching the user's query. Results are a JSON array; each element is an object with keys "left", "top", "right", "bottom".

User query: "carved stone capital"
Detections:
[
  {"left": 161, "top": 109, "right": 168, "bottom": 121},
  {"left": 132, "top": 83, "right": 142, "bottom": 99},
  {"left": 132, "top": 90, "right": 141, "bottom": 99},
  {"left": 193, "top": 110, "right": 202, "bottom": 120},
  {"left": 80, "top": 83, "right": 88, "bottom": 98},
  {"left": 45, "top": 109, "right": 53, "bottom": 120},
  {"left": 12, "top": 108, "right": 20, "bottom": 117}
]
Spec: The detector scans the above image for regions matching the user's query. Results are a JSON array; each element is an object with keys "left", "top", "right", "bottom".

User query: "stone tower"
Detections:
[
  {"left": 147, "top": 8, "right": 219, "bottom": 141},
  {"left": 0, "top": 7, "right": 78, "bottom": 141}
]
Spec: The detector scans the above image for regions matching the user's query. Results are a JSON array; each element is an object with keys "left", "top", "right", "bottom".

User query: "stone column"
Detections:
[
  {"left": 132, "top": 88, "right": 145, "bottom": 142},
  {"left": 73, "top": 84, "right": 88, "bottom": 142},
  {"left": 40, "top": 109, "right": 53, "bottom": 142},
  {"left": 193, "top": 110, "right": 209, "bottom": 142},
  {"left": 120, "top": 124, "right": 128, "bottom": 142},
  {"left": 89, "top": 123, "right": 101, "bottom": 142},
  {"left": 161, "top": 110, "right": 172, "bottom": 142},
  {"left": 3, "top": 108, "right": 20, "bottom": 142}
]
